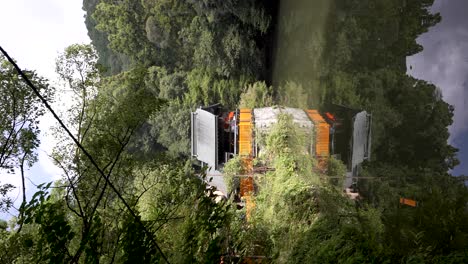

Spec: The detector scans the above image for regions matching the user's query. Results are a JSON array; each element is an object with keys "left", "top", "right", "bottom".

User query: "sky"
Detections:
[
  {"left": 407, "top": 0, "right": 468, "bottom": 176},
  {"left": 0, "top": 0, "right": 90, "bottom": 219}
]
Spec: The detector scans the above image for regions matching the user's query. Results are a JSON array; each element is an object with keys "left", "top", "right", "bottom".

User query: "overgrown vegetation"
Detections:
[
  {"left": 229, "top": 114, "right": 385, "bottom": 262},
  {"left": 0, "top": 0, "right": 467, "bottom": 263}
]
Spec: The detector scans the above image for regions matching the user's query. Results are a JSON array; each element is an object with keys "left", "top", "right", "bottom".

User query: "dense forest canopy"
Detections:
[{"left": 0, "top": 0, "right": 467, "bottom": 263}]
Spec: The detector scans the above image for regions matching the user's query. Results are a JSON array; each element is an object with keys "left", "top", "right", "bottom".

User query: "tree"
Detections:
[
  {"left": 55, "top": 44, "right": 100, "bottom": 145},
  {"left": 238, "top": 81, "right": 273, "bottom": 108},
  {"left": 149, "top": 99, "right": 191, "bottom": 157},
  {"left": 144, "top": 66, "right": 188, "bottom": 100},
  {"left": 93, "top": 0, "right": 157, "bottom": 65},
  {"left": 0, "top": 55, "right": 53, "bottom": 212},
  {"left": 133, "top": 160, "right": 230, "bottom": 263},
  {"left": 48, "top": 46, "right": 165, "bottom": 262}
]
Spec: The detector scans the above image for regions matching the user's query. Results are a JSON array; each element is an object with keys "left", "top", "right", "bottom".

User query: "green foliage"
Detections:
[
  {"left": 55, "top": 43, "right": 100, "bottom": 90},
  {"left": 186, "top": 68, "right": 251, "bottom": 108},
  {"left": 5, "top": 0, "right": 461, "bottom": 262},
  {"left": 0, "top": 56, "right": 53, "bottom": 173},
  {"left": 0, "top": 220, "right": 6, "bottom": 230},
  {"left": 180, "top": 1, "right": 270, "bottom": 78},
  {"left": 54, "top": 43, "right": 100, "bottom": 150},
  {"left": 272, "top": 0, "right": 456, "bottom": 180},
  {"left": 327, "top": 156, "right": 346, "bottom": 177},
  {"left": 245, "top": 114, "right": 318, "bottom": 259},
  {"left": 84, "top": 0, "right": 273, "bottom": 164},
  {"left": 264, "top": 114, "right": 308, "bottom": 158},
  {"left": 145, "top": 66, "right": 188, "bottom": 100},
  {"left": 0, "top": 55, "right": 53, "bottom": 212},
  {"left": 97, "top": 68, "right": 163, "bottom": 129},
  {"left": 90, "top": 0, "right": 271, "bottom": 77},
  {"left": 20, "top": 183, "right": 75, "bottom": 263},
  {"left": 93, "top": 0, "right": 157, "bottom": 65},
  {"left": 358, "top": 164, "right": 468, "bottom": 260},
  {"left": 0, "top": 219, "right": 35, "bottom": 263},
  {"left": 133, "top": 161, "right": 230, "bottom": 262},
  {"left": 277, "top": 81, "right": 310, "bottom": 108},
  {"left": 374, "top": 77, "right": 458, "bottom": 171},
  {"left": 120, "top": 213, "right": 158, "bottom": 263},
  {"left": 83, "top": 0, "right": 130, "bottom": 74},
  {"left": 288, "top": 205, "right": 386, "bottom": 264},
  {"left": 237, "top": 114, "right": 387, "bottom": 262},
  {"left": 148, "top": 99, "right": 191, "bottom": 157},
  {"left": 0, "top": 183, "right": 14, "bottom": 212},
  {"left": 238, "top": 81, "right": 273, "bottom": 108},
  {"left": 223, "top": 156, "right": 243, "bottom": 195},
  {"left": 327, "top": 156, "right": 346, "bottom": 187},
  {"left": 46, "top": 47, "right": 168, "bottom": 263}
]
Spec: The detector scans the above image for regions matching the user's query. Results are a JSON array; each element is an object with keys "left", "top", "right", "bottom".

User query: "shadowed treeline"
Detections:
[{"left": 273, "top": 0, "right": 331, "bottom": 108}]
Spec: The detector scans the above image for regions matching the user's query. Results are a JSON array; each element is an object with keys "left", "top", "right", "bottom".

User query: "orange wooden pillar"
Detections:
[
  {"left": 238, "top": 109, "right": 255, "bottom": 220},
  {"left": 306, "top": 110, "right": 330, "bottom": 172}
]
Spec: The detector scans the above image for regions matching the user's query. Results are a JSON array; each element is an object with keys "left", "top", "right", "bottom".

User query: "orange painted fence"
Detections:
[{"left": 400, "top": 198, "right": 417, "bottom": 207}]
